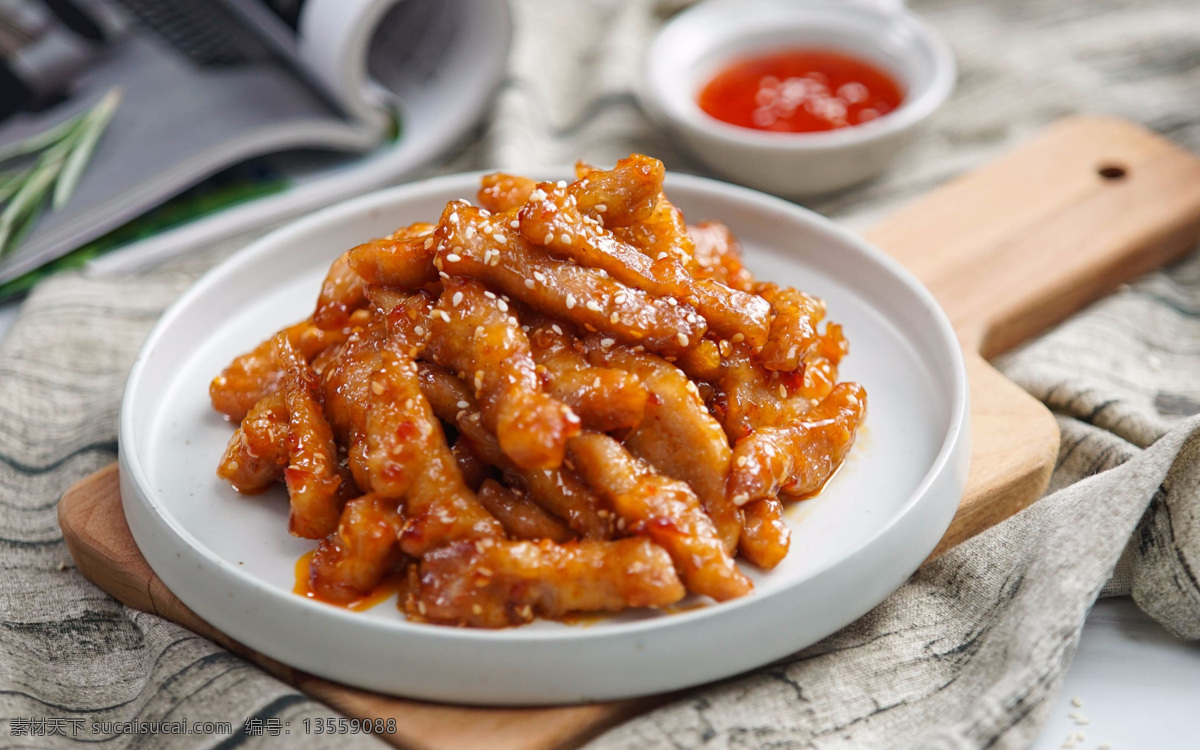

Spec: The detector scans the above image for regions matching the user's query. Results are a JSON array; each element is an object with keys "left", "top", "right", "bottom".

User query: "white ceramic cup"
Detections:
[{"left": 640, "top": 0, "right": 956, "bottom": 197}]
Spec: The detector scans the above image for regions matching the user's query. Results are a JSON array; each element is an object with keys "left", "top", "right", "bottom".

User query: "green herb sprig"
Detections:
[{"left": 0, "top": 87, "right": 122, "bottom": 258}]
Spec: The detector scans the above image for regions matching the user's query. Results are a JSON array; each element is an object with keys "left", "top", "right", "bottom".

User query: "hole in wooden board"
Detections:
[{"left": 1097, "top": 164, "right": 1127, "bottom": 180}]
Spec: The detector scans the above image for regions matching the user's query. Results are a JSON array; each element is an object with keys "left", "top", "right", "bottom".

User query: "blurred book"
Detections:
[{"left": 0, "top": 0, "right": 510, "bottom": 295}]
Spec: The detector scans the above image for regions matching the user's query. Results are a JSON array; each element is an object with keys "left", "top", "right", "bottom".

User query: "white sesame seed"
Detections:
[
  {"left": 610, "top": 312, "right": 620, "bottom": 324},
  {"left": 510, "top": 219, "right": 520, "bottom": 229},
  {"left": 595, "top": 203, "right": 608, "bottom": 213},
  {"left": 424, "top": 237, "right": 434, "bottom": 249},
  {"left": 560, "top": 233, "right": 572, "bottom": 244},
  {"left": 566, "top": 294, "right": 576, "bottom": 309},
  {"left": 452, "top": 291, "right": 463, "bottom": 306},
  {"left": 529, "top": 188, "right": 547, "bottom": 201},
  {"left": 533, "top": 271, "right": 546, "bottom": 283},
  {"left": 657, "top": 252, "right": 668, "bottom": 260},
  {"left": 1071, "top": 698, "right": 1083, "bottom": 708},
  {"left": 614, "top": 293, "right": 626, "bottom": 304},
  {"left": 586, "top": 300, "right": 602, "bottom": 312},
  {"left": 525, "top": 279, "right": 535, "bottom": 289},
  {"left": 508, "top": 316, "right": 518, "bottom": 326},
  {"left": 484, "top": 291, "right": 496, "bottom": 299},
  {"left": 494, "top": 233, "right": 507, "bottom": 245},
  {"left": 667, "top": 297, "right": 678, "bottom": 306},
  {"left": 497, "top": 299, "right": 509, "bottom": 312},
  {"left": 600, "top": 338, "right": 615, "bottom": 348},
  {"left": 551, "top": 324, "right": 563, "bottom": 335},
  {"left": 677, "top": 333, "right": 689, "bottom": 347},
  {"left": 435, "top": 310, "right": 451, "bottom": 322},
  {"left": 457, "top": 400, "right": 470, "bottom": 409},
  {"left": 556, "top": 180, "right": 567, "bottom": 188},
  {"left": 449, "top": 212, "right": 459, "bottom": 224},
  {"left": 414, "top": 326, "right": 425, "bottom": 336},
  {"left": 543, "top": 232, "right": 554, "bottom": 245},
  {"left": 593, "top": 376, "right": 601, "bottom": 388},
  {"left": 735, "top": 455, "right": 747, "bottom": 468},
  {"left": 445, "top": 253, "right": 461, "bottom": 263}
]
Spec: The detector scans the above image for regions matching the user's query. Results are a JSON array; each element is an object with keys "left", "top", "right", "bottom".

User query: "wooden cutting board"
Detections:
[{"left": 58, "top": 117, "right": 1200, "bottom": 750}]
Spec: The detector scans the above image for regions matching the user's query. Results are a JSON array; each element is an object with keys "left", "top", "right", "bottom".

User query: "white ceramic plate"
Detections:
[{"left": 119, "top": 172, "right": 970, "bottom": 705}]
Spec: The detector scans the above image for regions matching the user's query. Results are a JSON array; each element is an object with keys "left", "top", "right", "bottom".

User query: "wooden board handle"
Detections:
[{"left": 867, "top": 117, "right": 1200, "bottom": 357}]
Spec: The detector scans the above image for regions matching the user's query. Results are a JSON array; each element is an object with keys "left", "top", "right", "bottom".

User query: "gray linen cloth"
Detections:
[{"left": 3, "top": 0, "right": 1200, "bottom": 747}]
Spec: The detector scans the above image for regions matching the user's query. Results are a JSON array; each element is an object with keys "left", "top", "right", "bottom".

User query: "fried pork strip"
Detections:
[
  {"left": 519, "top": 182, "right": 771, "bottom": 347},
  {"left": 476, "top": 479, "right": 575, "bottom": 543},
  {"left": 417, "top": 364, "right": 615, "bottom": 540},
  {"left": 362, "top": 343, "right": 504, "bottom": 556},
  {"left": 756, "top": 283, "right": 826, "bottom": 372},
  {"left": 728, "top": 383, "right": 867, "bottom": 505},
  {"left": 528, "top": 322, "right": 647, "bottom": 432},
  {"left": 314, "top": 251, "right": 368, "bottom": 330},
  {"left": 426, "top": 277, "right": 581, "bottom": 470},
  {"left": 309, "top": 494, "right": 404, "bottom": 603},
  {"left": 612, "top": 191, "right": 697, "bottom": 270},
  {"left": 583, "top": 340, "right": 742, "bottom": 554},
  {"left": 478, "top": 173, "right": 536, "bottom": 213},
  {"left": 274, "top": 334, "right": 345, "bottom": 539},
  {"left": 707, "top": 326, "right": 845, "bottom": 443},
  {"left": 451, "top": 437, "right": 492, "bottom": 491},
  {"left": 317, "top": 330, "right": 382, "bottom": 491},
  {"left": 687, "top": 221, "right": 755, "bottom": 292},
  {"left": 216, "top": 391, "right": 289, "bottom": 494},
  {"left": 571, "top": 154, "right": 662, "bottom": 226},
  {"left": 346, "top": 223, "right": 438, "bottom": 290},
  {"left": 433, "top": 201, "right": 705, "bottom": 355},
  {"left": 410, "top": 537, "right": 685, "bottom": 628},
  {"left": 739, "top": 498, "right": 791, "bottom": 570},
  {"left": 570, "top": 433, "right": 752, "bottom": 601},
  {"left": 211, "top": 317, "right": 359, "bottom": 422}
]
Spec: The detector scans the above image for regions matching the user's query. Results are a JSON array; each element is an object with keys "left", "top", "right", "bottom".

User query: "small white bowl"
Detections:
[{"left": 640, "top": 0, "right": 956, "bottom": 197}]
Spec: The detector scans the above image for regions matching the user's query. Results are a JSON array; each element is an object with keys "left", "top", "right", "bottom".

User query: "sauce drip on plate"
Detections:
[
  {"left": 698, "top": 49, "right": 903, "bottom": 133},
  {"left": 294, "top": 551, "right": 406, "bottom": 612}
]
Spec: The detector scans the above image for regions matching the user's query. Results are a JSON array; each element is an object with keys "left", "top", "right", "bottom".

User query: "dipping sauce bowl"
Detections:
[{"left": 640, "top": 0, "right": 956, "bottom": 196}]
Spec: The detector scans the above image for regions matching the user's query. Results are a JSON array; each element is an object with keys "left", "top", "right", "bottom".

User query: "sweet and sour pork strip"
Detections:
[
  {"left": 417, "top": 363, "right": 614, "bottom": 540},
  {"left": 426, "top": 276, "right": 581, "bottom": 470},
  {"left": 518, "top": 181, "right": 771, "bottom": 347},
  {"left": 478, "top": 172, "right": 536, "bottom": 213},
  {"left": 571, "top": 154, "right": 662, "bottom": 226},
  {"left": 687, "top": 221, "right": 755, "bottom": 292},
  {"left": 216, "top": 391, "right": 289, "bottom": 494},
  {"left": 314, "top": 251, "right": 369, "bottom": 330},
  {"left": 364, "top": 340, "right": 504, "bottom": 557},
  {"left": 211, "top": 317, "right": 359, "bottom": 422},
  {"left": 409, "top": 537, "right": 685, "bottom": 628},
  {"left": 475, "top": 479, "right": 575, "bottom": 543},
  {"left": 583, "top": 339, "right": 743, "bottom": 554},
  {"left": 527, "top": 322, "right": 647, "bottom": 433},
  {"left": 273, "top": 334, "right": 346, "bottom": 539},
  {"left": 308, "top": 493, "right": 405, "bottom": 603},
  {"left": 433, "top": 200, "right": 705, "bottom": 356},
  {"left": 569, "top": 432, "right": 752, "bottom": 601},
  {"left": 728, "top": 383, "right": 867, "bottom": 505},
  {"left": 756, "top": 283, "right": 826, "bottom": 372},
  {"left": 346, "top": 222, "right": 439, "bottom": 290}
]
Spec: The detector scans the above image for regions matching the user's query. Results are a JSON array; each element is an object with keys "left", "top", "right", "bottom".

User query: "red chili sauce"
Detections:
[{"left": 698, "top": 49, "right": 904, "bottom": 133}]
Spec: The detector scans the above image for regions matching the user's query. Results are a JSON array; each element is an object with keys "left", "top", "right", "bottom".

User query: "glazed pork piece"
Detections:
[{"left": 210, "top": 154, "right": 867, "bottom": 627}]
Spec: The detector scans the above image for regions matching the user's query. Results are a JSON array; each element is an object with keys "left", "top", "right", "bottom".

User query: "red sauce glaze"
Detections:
[{"left": 698, "top": 49, "right": 904, "bottom": 133}]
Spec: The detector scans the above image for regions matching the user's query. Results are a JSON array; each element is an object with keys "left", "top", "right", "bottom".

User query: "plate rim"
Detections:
[{"left": 118, "top": 171, "right": 968, "bottom": 660}]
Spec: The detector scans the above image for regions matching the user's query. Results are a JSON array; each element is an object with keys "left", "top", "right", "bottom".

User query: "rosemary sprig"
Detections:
[{"left": 0, "top": 88, "right": 122, "bottom": 259}]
